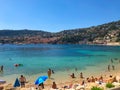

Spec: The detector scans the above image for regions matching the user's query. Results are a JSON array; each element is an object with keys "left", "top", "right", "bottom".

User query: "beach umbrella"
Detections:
[
  {"left": 35, "top": 76, "right": 48, "bottom": 85},
  {"left": 13, "top": 78, "right": 20, "bottom": 87}
]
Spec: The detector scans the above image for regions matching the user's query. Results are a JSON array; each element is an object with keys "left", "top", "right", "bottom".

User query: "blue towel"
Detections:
[{"left": 14, "top": 78, "right": 20, "bottom": 87}]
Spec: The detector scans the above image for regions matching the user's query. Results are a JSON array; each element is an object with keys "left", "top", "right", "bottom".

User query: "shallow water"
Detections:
[{"left": 0, "top": 44, "right": 120, "bottom": 83}]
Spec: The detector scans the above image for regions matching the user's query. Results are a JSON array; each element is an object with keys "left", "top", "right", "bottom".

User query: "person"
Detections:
[
  {"left": 52, "top": 82, "right": 57, "bottom": 89},
  {"left": 99, "top": 76, "right": 103, "bottom": 81},
  {"left": 91, "top": 76, "right": 95, "bottom": 82},
  {"left": 111, "top": 59, "right": 113, "bottom": 63},
  {"left": 19, "top": 75, "right": 26, "bottom": 87},
  {"left": 81, "top": 80, "right": 85, "bottom": 85},
  {"left": 52, "top": 70, "right": 54, "bottom": 74},
  {"left": 108, "top": 65, "right": 110, "bottom": 71},
  {"left": 95, "top": 77, "right": 98, "bottom": 81},
  {"left": 112, "top": 76, "right": 117, "bottom": 82},
  {"left": 86, "top": 77, "right": 91, "bottom": 83},
  {"left": 80, "top": 72, "right": 83, "bottom": 78},
  {"left": 0, "top": 65, "right": 3, "bottom": 72},
  {"left": 110, "top": 75, "right": 113, "bottom": 78},
  {"left": 47, "top": 68, "right": 51, "bottom": 79},
  {"left": 112, "top": 65, "right": 115, "bottom": 70},
  {"left": 63, "top": 83, "right": 73, "bottom": 89},
  {"left": 99, "top": 76, "right": 103, "bottom": 84},
  {"left": 70, "top": 73, "right": 75, "bottom": 78},
  {"left": 0, "top": 86, "right": 4, "bottom": 90},
  {"left": 38, "top": 83, "right": 44, "bottom": 90}
]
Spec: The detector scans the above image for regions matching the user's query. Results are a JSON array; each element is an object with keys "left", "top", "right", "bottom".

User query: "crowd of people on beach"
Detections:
[
  {"left": 70, "top": 72, "right": 83, "bottom": 79},
  {"left": 36, "top": 62, "right": 120, "bottom": 90}
]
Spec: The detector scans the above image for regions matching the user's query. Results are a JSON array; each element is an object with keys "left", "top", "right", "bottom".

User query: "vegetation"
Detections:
[
  {"left": 0, "top": 20, "right": 120, "bottom": 44},
  {"left": 106, "top": 83, "right": 115, "bottom": 88},
  {"left": 91, "top": 86, "right": 103, "bottom": 90}
]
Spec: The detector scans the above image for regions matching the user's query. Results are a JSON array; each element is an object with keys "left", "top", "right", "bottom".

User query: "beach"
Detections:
[
  {"left": 0, "top": 44, "right": 120, "bottom": 90},
  {"left": 1, "top": 63, "right": 120, "bottom": 90},
  {"left": 1, "top": 58, "right": 120, "bottom": 90}
]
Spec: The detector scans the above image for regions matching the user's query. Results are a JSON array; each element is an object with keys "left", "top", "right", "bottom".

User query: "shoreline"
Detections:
[{"left": 0, "top": 42, "right": 120, "bottom": 46}]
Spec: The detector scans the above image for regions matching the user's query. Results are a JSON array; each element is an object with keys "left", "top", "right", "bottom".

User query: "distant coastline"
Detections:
[
  {"left": 0, "top": 42, "right": 120, "bottom": 46},
  {"left": 0, "top": 20, "right": 120, "bottom": 45}
]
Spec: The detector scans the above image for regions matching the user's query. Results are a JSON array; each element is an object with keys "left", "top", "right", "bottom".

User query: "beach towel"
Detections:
[{"left": 13, "top": 78, "right": 20, "bottom": 87}]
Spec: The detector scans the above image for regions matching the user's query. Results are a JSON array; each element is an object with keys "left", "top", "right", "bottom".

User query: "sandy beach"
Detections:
[
  {"left": 0, "top": 44, "right": 120, "bottom": 90},
  {"left": 106, "top": 42, "right": 120, "bottom": 46},
  {"left": 1, "top": 71, "right": 120, "bottom": 90},
  {"left": 1, "top": 60, "right": 120, "bottom": 90}
]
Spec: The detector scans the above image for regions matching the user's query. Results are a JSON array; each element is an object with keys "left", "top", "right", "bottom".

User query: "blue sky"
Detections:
[{"left": 0, "top": 0, "right": 120, "bottom": 32}]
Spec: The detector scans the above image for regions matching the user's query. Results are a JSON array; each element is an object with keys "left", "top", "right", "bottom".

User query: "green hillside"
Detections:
[{"left": 0, "top": 20, "right": 120, "bottom": 44}]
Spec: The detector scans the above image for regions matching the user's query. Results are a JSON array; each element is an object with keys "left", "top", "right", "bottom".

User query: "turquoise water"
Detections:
[{"left": 0, "top": 44, "right": 120, "bottom": 78}]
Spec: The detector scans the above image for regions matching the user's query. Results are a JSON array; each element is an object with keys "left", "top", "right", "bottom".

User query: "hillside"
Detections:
[
  {"left": 0, "top": 20, "right": 120, "bottom": 44},
  {"left": 0, "top": 29, "right": 51, "bottom": 37}
]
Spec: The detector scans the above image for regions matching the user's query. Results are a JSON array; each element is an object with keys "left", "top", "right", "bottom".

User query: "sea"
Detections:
[{"left": 0, "top": 44, "right": 120, "bottom": 83}]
